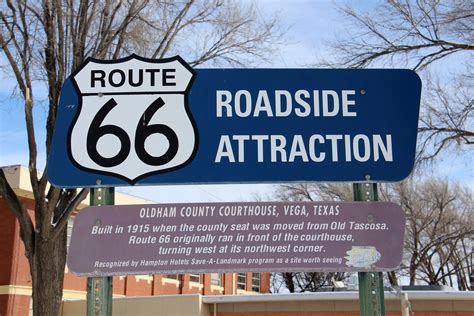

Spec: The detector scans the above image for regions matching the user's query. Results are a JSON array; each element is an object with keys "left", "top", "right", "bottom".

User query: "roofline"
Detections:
[
  {"left": 202, "top": 291, "right": 474, "bottom": 304},
  {"left": 1, "top": 165, "right": 154, "bottom": 206}
]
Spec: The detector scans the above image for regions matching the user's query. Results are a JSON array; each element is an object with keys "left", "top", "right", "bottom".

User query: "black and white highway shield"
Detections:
[{"left": 68, "top": 55, "right": 197, "bottom": 183}]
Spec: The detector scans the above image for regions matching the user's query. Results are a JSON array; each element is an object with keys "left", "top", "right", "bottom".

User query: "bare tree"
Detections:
[
  {"left": 322, "top": 0, "right": 473, "bottom": 163},
  {"left": 417, "top": 75, "right": 473, "bottom": 162},
  {"left": 272, "top": 271, "right": 346, "bottom": 293},
  {"left": 305, "top": 0, "right": 474, "bottom": 290},
  {"left": 273, "top": 179, "right": 473, "bottom": 291},
  {"left": 0, "top": 1, "right": 282, "bottom": 314},
  {"left": 271, "top": 183, "right": 350, "bottom": 293},
  {"left": 389, "top": 179, "right": 473, "bottom": 289}
]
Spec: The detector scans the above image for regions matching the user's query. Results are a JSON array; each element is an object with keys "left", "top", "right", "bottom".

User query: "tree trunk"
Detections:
[
  {"left": 409, "top": 260, "right": 418, "bottom": 286},
  {"left": 387, "top": 271, "right": 398, "bottom": 286},
  {"left": 283, "top": 273, "right": 295, "bottom": 293},
  {"left": 31, "top": 226, "right": 68, "bottom": 316}
]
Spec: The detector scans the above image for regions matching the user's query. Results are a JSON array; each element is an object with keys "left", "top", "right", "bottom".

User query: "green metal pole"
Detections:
[
  {"left": 353, "top": 183, "right": 385, "bottom": 316},
  {"left": 87, "top": 187, "right": 114, "bottom": 316}
]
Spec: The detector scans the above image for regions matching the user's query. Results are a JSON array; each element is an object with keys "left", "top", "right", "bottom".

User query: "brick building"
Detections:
[{"left": 0, "top": 165, "right": 270, "bottom": 315}]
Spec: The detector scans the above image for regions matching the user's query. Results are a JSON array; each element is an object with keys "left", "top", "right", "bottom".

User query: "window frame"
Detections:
[
  {"left": 251, "top": 273, "right": 260, "bottom": 292},
  {"left": 210, "top": 273, "right": 222, "bottom": 286},
  {"left": 237, "top": 272, "right": 246, "bottom": 290},
  {"left": 189, "top": 273, "right": 201, "bottom": 283}
]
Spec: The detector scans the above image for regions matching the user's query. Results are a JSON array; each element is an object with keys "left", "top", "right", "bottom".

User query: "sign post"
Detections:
[
  {"left": 86, "top": 187, "right": 114, "bottom": 316},
  {"left": 354, "top": 183, "right": 385, "bottom": 315}
]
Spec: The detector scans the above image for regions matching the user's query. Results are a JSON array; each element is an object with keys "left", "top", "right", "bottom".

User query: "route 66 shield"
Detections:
[{"left": 68, "top": 55, "right": 197, "bottom": 184}]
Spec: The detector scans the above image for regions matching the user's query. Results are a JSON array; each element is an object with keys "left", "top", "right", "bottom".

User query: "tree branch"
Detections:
[{"left": 52, "top": 188, "right": 89, "bottom": 240}]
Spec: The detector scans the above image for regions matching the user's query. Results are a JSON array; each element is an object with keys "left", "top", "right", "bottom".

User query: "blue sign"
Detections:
[{"left": 48, "top": 55, "right": 421, "bottom": 187}]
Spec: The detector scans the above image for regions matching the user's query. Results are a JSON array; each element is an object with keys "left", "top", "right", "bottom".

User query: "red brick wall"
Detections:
[
  {"left": 260, "top": 273, "right": 270, "bottom": 293},
  {"left": 63, "top": 272, "right": 86, "bottom": 291},
  {"left": 0, "top": 199, "right": 35, "bottom": 288},
  {"left": 0, "top": 295, "right": 30, "bottom": 316},
  {"left": 124, "top": 276, "right": 153, "bottom": 296},
  {"left": 203, "top": 273, "right": 212, "bottom": 295},
  {"left": 181, "top": 274, "right": 203, "bottom": 295},
  {"left": 153, "top": 275, "right": 180, "bottom": 295},
  {"left": 9, "top": 199, "right": 36, "bottom": 288},
  {"left": 113, "top": 276, "right": 126, "bottom": 295},
  {"left": 245, "top": 272, "right": 251, "bottom": 291},
  {"left": 223, "top": 273, "right": 234, "bottom": 294},
  {"left": 0, "top": 295, "right": 10, "bottom": 316},
  {"left": 0, "top": 199, "right": 16, "bottom": 285},
  {"left": 0, "top": 199, "right": 33, "bottom": 316}
]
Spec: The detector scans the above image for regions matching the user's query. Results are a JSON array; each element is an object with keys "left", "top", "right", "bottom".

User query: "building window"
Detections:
[
  {"left": 237, "top": 273, "right": 246, "bottom": 290},
  {"left": 189, "top": 274, "right": 200, "bottom": 283},
  {"left": 211, "top": 273, "right": 221, "bottom": 286},
  {"left": 252, "top": 273, "right": 260, "bottom": 292},
  {"left": 165, "top": 274, "right": 179, "bottom": 279},
  {"left": 66, "top": 217, "right": 75, "bottom": 251}
]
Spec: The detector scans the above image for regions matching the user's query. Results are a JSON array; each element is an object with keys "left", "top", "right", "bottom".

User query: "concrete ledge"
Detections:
[
  {"left": 206, "top": 291, "right": 474, "bottom": 314},
  {"left": 61, "top": 294, "right": 210, "bottom": 316},
  {"left": 60, "top": 291, "right": 474, "bottom": 316},
  {"left": 202, "top": 291, "right": 474, "bottom": 304}
]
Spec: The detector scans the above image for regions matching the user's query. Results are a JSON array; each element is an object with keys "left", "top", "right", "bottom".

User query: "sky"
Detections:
[{"left": 0, "top": 0, "right": 472, "bottom": 203}]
